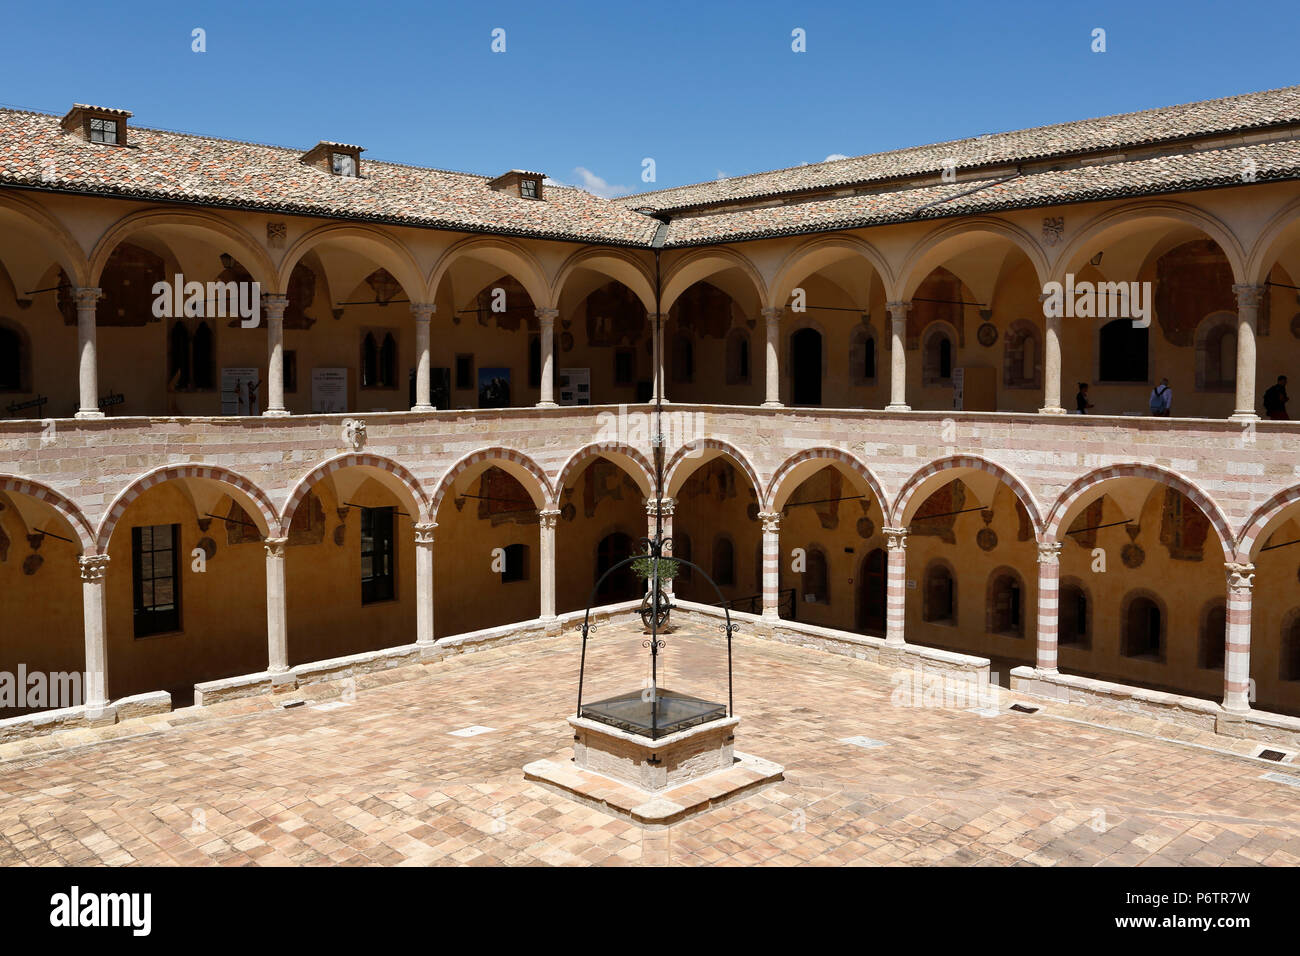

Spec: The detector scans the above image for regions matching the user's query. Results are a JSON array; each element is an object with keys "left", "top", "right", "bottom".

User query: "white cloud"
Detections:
[
  {"left": 572, "top": 167, "right": 630, "bottom": 198},
  {"left": 824, "top": 153, "right": 849, "bottom": 162}
]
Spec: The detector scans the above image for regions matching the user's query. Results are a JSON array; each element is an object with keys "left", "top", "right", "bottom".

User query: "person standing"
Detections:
[
  {"left": 1263, "top": 375, "right": 1290, "bottom": 420},
  {"left": 1076, "top": 382, "right": 1094, "bottom": 414},
  {"left": 1149, "top": 378, "right": 1172, "bottom": 417}
]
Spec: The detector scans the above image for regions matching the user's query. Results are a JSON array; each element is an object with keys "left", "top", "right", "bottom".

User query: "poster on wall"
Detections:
[
  {"left": 559, "top": 368, "right": 590, "bottom": 406},
  {"left": 478, "top": 367, "right": 511, "bottom": 408},
  {"left": 312, "top": 368, "right": 348, "bottom": 413},
  {"left": 221, "top": 368, "right": 261, "bottom": 416}
]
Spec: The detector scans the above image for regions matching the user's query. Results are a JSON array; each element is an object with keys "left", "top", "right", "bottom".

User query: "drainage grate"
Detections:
[
  {"left": 449, "top": 725, "right": 495, "bottom": 737},
  {"left": 1009, "top": 704, "right": 1039, "bottom": 714},
  {"left": 1258, "top": 749, "right": 1288, "bottom": 762},
  {"left": 1261, "top": 772, "right": 1300, "bottom": 788},
  {"left": 280, "top": 700, "right": 308, "bottom": 709},
  {"left": 840, "top": 736, "right": 888, "bottom": 749}
]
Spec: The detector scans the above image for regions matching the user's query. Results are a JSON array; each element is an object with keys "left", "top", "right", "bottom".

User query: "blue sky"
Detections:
[{"left": 1, "top": 0, "right": 1297, "bottom": 196}]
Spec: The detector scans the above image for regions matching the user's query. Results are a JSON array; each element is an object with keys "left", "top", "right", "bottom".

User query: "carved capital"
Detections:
[
  {"left": 262, "top": 293, "right": 289, "bottom": 321},
  {"left": 413, "top": 521, "right": 437, "bottom": 545},
  {"left": 538, "top": 508, "right": 562, "bottom": 530},
  {"left": 78, "top": 553, "right": 110, "bottom": 582},
  {"left": 1232, "top": 284, "right": 1264, "bottom": 313},
  {"left": 1036, "top": 540, "right": 1063, "bottom": 564},
  {"left": 757, "top": 511, "right": 782, "bottom": 534},
  {"left": 886, "top": 300, "right": 911, "bottom": 321},
  {"left": 409, "top": 302, "right": 436, "bottom": 321},
  {"left": 883, "top": 526, "right": 909, "bottom": 551},
  {"left": 534, "top": 307, "right": 559, "bottom": 326},
  {"left": 645, "top": 497, "right": 675, "bottom": 518},
  {"left": 1225, "top": 561, "right": 1256, "bottom": 593},
  {"left": 760, "top": 306, "right": 783, "bottom": 324},
  {"left": 73, "top": 287, "right": 103, "bottom": 309},
  {"left": 263, "top": 536, "right": 289, "bottom": 559}
]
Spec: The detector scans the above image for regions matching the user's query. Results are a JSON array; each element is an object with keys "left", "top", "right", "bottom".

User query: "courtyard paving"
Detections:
[{"left": 1, "top": 622, "right": 1299, "bottom": 866}]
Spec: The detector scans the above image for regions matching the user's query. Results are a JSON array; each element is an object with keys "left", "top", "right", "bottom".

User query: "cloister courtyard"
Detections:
[{"left": 1, "top": 622, "right": 1297, "bottom": 867}]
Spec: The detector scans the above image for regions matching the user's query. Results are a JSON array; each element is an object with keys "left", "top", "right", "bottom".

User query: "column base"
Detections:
[
  {"left": 1038, "top": 406, "right": 1067, "bottom": 416},
  {"left": 1221, "top": 699, "right": 1252, "bottom": 717},
  {"left": 535, "top": 401, "right": 559, "bottom": 409},
  {"left": 1229, "top": 411, "right": 1260, "bottom": 423},
  {"left": 410, "top": 404, "right": 434, "bottom": 413},
  {"left": 74, "top": 409, "right": 105, "bottom": 420},
  {"left": 885, "top": 403, "right": 911, "bottom": 412},
  {"left": 262, "top": 408, "right": 290, "bottom": 418},
  {"left": 884, "top": 635, "right": 906, "bottom": 646},
  {"left": 760, "top": 401, "right": 783, "bottom": 408}
]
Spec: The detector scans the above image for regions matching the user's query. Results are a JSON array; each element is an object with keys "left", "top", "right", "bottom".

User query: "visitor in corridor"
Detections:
[
  {"left": 1075, "top": 382, "right": 1094, "bottom": 414},
  {"left": 1264, "top": 375, "right": 1290, "bottom": 420},
  {"left": 1149, "top": 378, "right": 1172, "bottom": 416}
]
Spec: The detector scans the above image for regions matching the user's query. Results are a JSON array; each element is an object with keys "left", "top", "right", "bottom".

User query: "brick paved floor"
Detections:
[{"left": 2, "top": 623, "right": 1299, "bottom": 866}]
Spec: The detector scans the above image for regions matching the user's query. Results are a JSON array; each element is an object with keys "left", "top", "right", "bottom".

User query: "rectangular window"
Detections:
[
  {"left": 455, "top": 354, "right": 474, "bottom": 390},
  {"left": 283, "top": 350, "right": 298, "bottom": 393},
  {"left": 614, "top": 348, "right": 635, "bottom": 386},
  {"left": 519, "top": 179, "right": 538, "bottom": 199},
  {"left": 132, "top": 524, "right": 180, "bottom": 637},
  {"left": 332, "top": 152, "right": 357, "bottom": 177},
  {"left": 89, "top": 117, "right": 118, "bottom": 145},
  {"left": 360, "top": 506, "right": 396, "bottom": 603},
  {"left": 502, "top": 542, "right": 528, "bottom": 583}
]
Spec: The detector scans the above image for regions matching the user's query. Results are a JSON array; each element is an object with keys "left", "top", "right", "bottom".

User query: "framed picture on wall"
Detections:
[{"left": 478, "top": 367, "right": 511, "bottom": 408}]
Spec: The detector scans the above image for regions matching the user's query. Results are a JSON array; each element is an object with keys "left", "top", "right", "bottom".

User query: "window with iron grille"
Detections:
[
  {"left": 132, "top": 524, "right": 181, "bottom": 637},
  {"left": 89, "top": 117, "right": 118, "bottom": 145},
  {"left": 360, "top": 506, "right": 396, "bottom": 603}
]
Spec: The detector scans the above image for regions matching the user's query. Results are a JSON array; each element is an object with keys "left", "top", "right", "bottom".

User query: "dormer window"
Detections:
[
  {"left": 519, "top": 178, "right": 539, "bottom": 199},
  {"left": 488, "top": 169, "right": 546, "bottom": 200},
  {"left": 300, "top": 141, "right": 364, "bottom": 178},
  {"left": 89, "top": 117, "right": 119, "bottom": 145},
  {"left": 332, "top": 151, "right": 357, "bottom": 177}
]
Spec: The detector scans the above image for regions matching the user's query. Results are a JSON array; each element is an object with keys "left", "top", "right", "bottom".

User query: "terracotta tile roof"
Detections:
[
  {"left": 621, "top": 85, "right": 1300, "bottom": 214},
  {"left": 660, "top": 138, "right": 1300, "bottom": 246},
  {"left": 0, "top": 109, "right": 660, "bottom": 245}
]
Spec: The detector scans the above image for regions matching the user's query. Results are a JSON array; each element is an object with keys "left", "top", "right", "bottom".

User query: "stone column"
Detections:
[
  {"left": 650, "top": 313, "right": 666, "bottom": 402},
  {"left": 761, "top": 306, "right": 782, "bottom": 407},
  {"left": 262, "top": 293, "right": 290, "bottom": 417},
  {"left": 264, "top": 537, "right": 289, "bottom": 673},
  {"left": 1035, "top": 541, "right": 1062, "bottom": 672},
  {"left": 886, "top": 301, "right": 911, "bottom": 411},
  {"left": 414, "top": 522, "right": 437, "bottom": 645},
  {"left": 758, "top": 511, "right": 781, "bottom": 619},
  {"left": 883, "top": 526, "right": 909, "bottom": 644},
  {"left": 1231, "top": 284, "right": 1263, "bottom": 422},
  {"left": 539, "top": 508, "right": 561, "bottom": 620},
  {"left": 646, "top": 497, "right": 675, "bottom": 595},
  {"left": 535, "top": 307, "right": 558, "bottom": 407},
  {"left": 1223, "top": 562, "right": 1255, "bottom": 714},
  {"left": 74, "top": 287, "right": 104, "bottom": 419},
  {"left": 410, "top": 303, "right": 435, "bottom": 412},
  {"left": 1040, "top": 296, "right": 1065, "bottom": 414},
  {"left": 78, "top": 554, "right": 110, "bottom": 709}
]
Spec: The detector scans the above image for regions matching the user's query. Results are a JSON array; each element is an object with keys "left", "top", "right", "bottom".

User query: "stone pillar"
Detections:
[
  {"left": 883, "top": 526, "right": 908, "bottom": 644},
  {"left": 646, "top": 497, "right": 675, "bottom": 595},
  {"left": 886, "top": 301, "right": 911, "bottom": 411},
  {"left": 74, "top": 287, "right": 104, "bottom": 419},
  {"left": 650, "top": 313, "right": 666, "bottom": 402},
  {"left": 1223, "top": 562, "right": 1255, "bottom": 714},
  {"left": 410, "top": 303, "right": 435, "bottom": 411},
  {"left": 78, "top": 554, "right": 110, "bottom": 709},
  {"left": 758, "top": 511, "right": 781, "bottom": 619},
  {"left": 761, "top": 306, "right": 782, "bottom": 407},
  {"left": 539, "top": 508, "right": 561, "bottom": 620},
  {"left": 535, "top": 307, "right": 558, "bottom": 407},
  {"left": 1231, "top": 284, "right": 1263, "bottom": 422},
  {"left": 262, "top": 293, "right": 290, "bottom": 417},
  {"left": 1040, "top": 299, "right": 1065, "bottom": 414},
  {"left": 264, "top": 537, "right": 289, "bottom": 672},
  {"left": 414, "top": 522, "right": 437, "bottom": 645},
  {"left": 1035, "top": 541, "right": 1062, "bottom": 672}
]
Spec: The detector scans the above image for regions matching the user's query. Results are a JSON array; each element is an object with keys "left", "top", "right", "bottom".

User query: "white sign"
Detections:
[
  {"left": 221, "top": 367, "right": 260, "bottom": 416},
  {"left": 558, "top": 368, "right": 590, "bottom": 406},
  {"left": 312, "top": 368, "right": 348, "bottom": 413}
]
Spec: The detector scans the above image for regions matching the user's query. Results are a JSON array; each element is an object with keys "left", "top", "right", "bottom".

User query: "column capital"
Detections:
[
  {"left": 760, "top": 306, "right": 783, "bottom": 322},
  {"left": 263, "top": 536, "right": 289, "bottom": 558},
  {"left": 409, "top": 302, "right": 436, "bottom": 320},
  {"left": 886, "top": 300, "right": 912, "bottom": 318},
  {"left": 262, "top": 293, "right": 289, "bottom": 320},
  {"left": 78, "top": 553, "right": 110, "bottom": 582},
  {"left": 1036, "top": 540, "right": 1063, "bottom": 563},
  {"left": 1225, "top": 561, "right": 1256, "bottom": 592},
  {"left": 883, "top": 526, "right": 909, "bottom": 550},
  {"left": 1232, "top": 284, "right": 1265, "bottom": 311},
  {"left": 645, "top": 497, "right": 675, "bottom": 517},
  {"left": 538, "top": 508, "right": 562, "bottom": 530},
  {"left": 413, "top": 521, "right": 437, "bottom": 544},
  {"left": 73, "top": 287, "right": 103, "bottom": 308},
  {"left": 757, "top": 511, "right": 782, "bottom": 534},
  {"left": 534, "top": 307, "right": 559, "bottom": 323}
]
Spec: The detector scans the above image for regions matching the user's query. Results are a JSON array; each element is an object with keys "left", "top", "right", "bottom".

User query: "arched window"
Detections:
[
  {"left": 987, "top": 568, "right": 1024, "bottom": 638},
  {"left": 1099, "top": 319, "right": 1149, "bottom": 382},
  {"left": 1195, "top": 313, "right": 1237, "bottom": 391},
  {"left": 1281, "top": 613, "right": 1300, "bottom": 682},
  {"left": 380, "top": 332, "right": 398, "bottom": 388},
  {"left": 922, "top": 326, "right": 956, "bottom": 386},
  {"left": 169, "top": 321, "right": 191, "bottom": 390},
  {"left": 712, "top": 535, "right": 735, "bottom": 587},
  {"left": 725, "top": 329, "right": 751, "bottom": 385},
  {"left": 361, "top": 332, "right": 379, "bottom": 387},
  {"left": 1198, "top": 600, "right": 1226, "bottom": 670},
  {"left": 1003, "top": 320, "right": 1041, "bottom": 389},
  {"left": 849, "top": 326, "right": 877, "bottom": 386},
  {"left": 671, "top": 333, "right": 694, "bottom": 383},
  {"left": 790, "top": 327, "right": 822, "bottom": 405},
  {"left": 192, "top": 321, "right": 215, "bottom": 390},
  {"left": 0, "top": 325, "right": 22, "bottom": 391},
  {"left": 1122, "top": 593, "right": 1164, "bottom": 660},
  {"left": 803, "top": 547, "right": 829, "bottom": 605},
  {"left": 857, "top": 548, "right": 887, "bottom": 635},
  {"left": 1058, "top": 581, "right": 1090, "bottom": 649},
  {"left": 923, "top": 561, "right": 956, "bottom": 624}
]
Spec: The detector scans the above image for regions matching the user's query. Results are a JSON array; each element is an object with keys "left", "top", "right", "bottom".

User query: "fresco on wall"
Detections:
[
  {"left": 911, "top": 480, "right": 966, "bottom": 544},
  {"left": 1154, "top": 240, "right": 1239, "bottom": 346},
  {"left": 673, "top": 282, "right": 734, "bottom": 340},
  {"left": 585, "top": 282, "right": 646, "bottom": 347},
  {"left": 907, "top": 267, "right": 965, "bottom": 350}
]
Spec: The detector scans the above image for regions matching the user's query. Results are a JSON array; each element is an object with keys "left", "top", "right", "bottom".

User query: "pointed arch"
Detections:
[
  {"left": 554, "top": 443, "right": 656, "bottom": 503},
  {"left": 0, "top": 476, "right": 96, "bottom": 553},
  {"left": 891, "top": 454, "right": 1044, "bottom": 535},
  {"left": 766, "top": 446, "right": 889, "bottom": 514},
  {"left": 428, "top": 236, "right": 551, "bottom": 310},
  {"left": 282, "top": 453, "right": 430, "bottom": 531},
  {"left": 663, "top": 439, "right": 763, "bottom": 505},
  {"left": 1045, "top": 463, "right": 1232, "bottom": 549},
  {"left": 95, "top": 463, "right": 278, "bottom": 552},
  {"left": 429, "top": 447, "right": 553, "bottom": 515},
  {"left": 278, "top": 223, "right": 426, "bottom": 301},
  {"left": 89, "top": 207, "right": 275, "bottom": 289}
]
